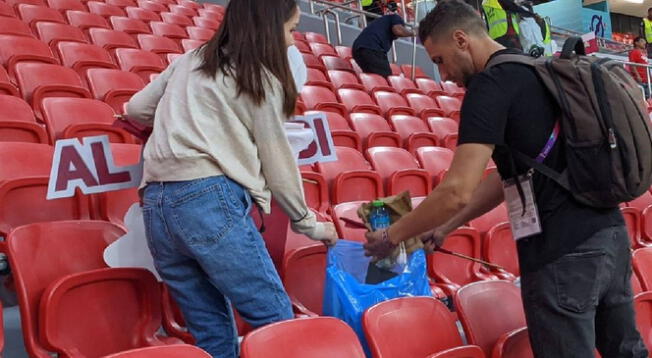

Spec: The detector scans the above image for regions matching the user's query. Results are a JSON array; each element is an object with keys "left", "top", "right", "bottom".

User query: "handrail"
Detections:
[
  {"left": 410, "top": 0, "right": 419, "bottom": 81},
  {"left": 613, "top": 59, "right": 652, "bottom": 96},
  {"left": 320, "top": 9, "right": 342, "bottom": 45}
]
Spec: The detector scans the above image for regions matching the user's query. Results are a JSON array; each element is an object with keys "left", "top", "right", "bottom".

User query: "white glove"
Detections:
[{"left": 291, "top": 211, "right": 338, "bottom": 246}]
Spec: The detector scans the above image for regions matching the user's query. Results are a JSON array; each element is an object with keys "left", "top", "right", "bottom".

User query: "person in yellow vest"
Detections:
[
  {"left": 640, "top": 8, "right": 652, "bottom": 58},
  {"left": 482, "top": 0, "right": 532, "bottom": 50}
]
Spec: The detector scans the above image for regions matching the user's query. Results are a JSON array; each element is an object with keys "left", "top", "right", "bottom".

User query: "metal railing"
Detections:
[
  {"left": 308, "top": 0, "right": 421, "bottom": 80},
  {"left": 615, "top": 60, "right": 652, "bottom": 98}
]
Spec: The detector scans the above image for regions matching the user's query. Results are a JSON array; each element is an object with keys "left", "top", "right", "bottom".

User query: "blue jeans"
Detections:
[
  {"left": 521, "top": 226, "right": 647, "bottom": 357},
  {"left": 142, "top": 176, "right": 293, "bottom": 358}
]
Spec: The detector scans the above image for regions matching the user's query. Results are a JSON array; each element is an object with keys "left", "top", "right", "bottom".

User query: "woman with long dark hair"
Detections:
[{"left": 125, "top": 0, "right": 337, "bottom": 356}]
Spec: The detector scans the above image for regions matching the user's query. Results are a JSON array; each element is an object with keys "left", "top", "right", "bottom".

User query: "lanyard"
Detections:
[{"left": 535, "top": 122, "right": 561, "bottom": 163}]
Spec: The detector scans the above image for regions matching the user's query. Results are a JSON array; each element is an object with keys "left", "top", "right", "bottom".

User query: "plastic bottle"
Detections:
[{"left": 369, "top": 200, "right": 391, "bottom": 231}]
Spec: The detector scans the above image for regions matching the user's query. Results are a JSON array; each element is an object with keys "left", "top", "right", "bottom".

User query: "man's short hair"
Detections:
[
  {"left": 418, "top": 0, "right": 487, "bottom": 43},
  {"left": 635, "top": 36, "right": 646, "bottom": 44}
]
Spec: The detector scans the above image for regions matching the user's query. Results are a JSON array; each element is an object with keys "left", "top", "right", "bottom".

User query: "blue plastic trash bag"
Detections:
[{"left": 323, "top": 240, "right": 432, "bottom": 356}]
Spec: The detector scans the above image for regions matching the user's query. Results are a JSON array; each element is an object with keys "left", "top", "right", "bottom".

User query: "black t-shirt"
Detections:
[
  {"left": 458, "top": 49, "right": 624, "bottom": 272},
  {"left": 352, "top": 14, "right": 404, "bottom": 53}
]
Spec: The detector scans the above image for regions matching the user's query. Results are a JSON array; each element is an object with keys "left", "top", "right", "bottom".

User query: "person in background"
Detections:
[
  {"left": 481, "top": 0, "right": 532, "bottom": 50},
  {"left": 362, "top": 0, "right": 385, "bottom": 23},
  {"left": 629, "top": 36, "right": 650, "bottom": 99},
  {"left": 125, "top": 0, "right": 338, "bottom": 357},
  {"left": 365, "top": 1, "right": 647, "bottom": 357},
  {"left": 352, "top": 10, "right": 415, "bottom": 77},
  {"left": 640, "top": 8, "right": 652, "bottom": 58}
]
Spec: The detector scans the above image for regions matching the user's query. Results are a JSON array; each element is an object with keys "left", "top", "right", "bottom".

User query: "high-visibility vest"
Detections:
[
  {"left": 542, "top": 20, "right": 552, "bottom": 56},
  {"left": 644, "top": 18, "right": 652, "bottom": 43},
  {"left": 482, "top": 0, "right": 519, "bottom": 39},
  {"left": 362, "top": 0, "right": 373, "bottom": 7}
]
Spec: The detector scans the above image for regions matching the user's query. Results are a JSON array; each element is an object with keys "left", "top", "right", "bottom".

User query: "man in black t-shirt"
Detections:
[
  {"left": 352, "top": 13, "right": 415, "bottom": 77},
  {"left": 364, "top": 1, "right": 648, "bottom": 357}
]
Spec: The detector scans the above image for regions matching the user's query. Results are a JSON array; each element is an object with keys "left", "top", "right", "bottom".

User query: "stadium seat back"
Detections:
[
  {"left": 160, "top": 11, "right": 192, "bottom": 26},
  {"left": 283, "top": 244, "right": 327, "bottom": 315},
  {"left": 88, "top": 1, "right": 126, "bottom": 18},
  {"left": 86, "top": 68, "right": 145, "bottom": 113},
  {"left": 88, "top": 28, "right": 139, "bottom": 52},
  {"left": 0, "top": 142, "right": 52, "bottom": 181},
  {"left": 484, "top": 222, "right": 520, "bottom": 277},
  {"left": 455, "top": 280, "right": 526, "bottom": 357},
  {"left": 56, "top": 41, "right": 117, "bottom": 75},
  {"left": 322, "top": 55, "right": 354, "bottom": 72},
  {"left": 186, "top": 26, "right": 213, "bottom": 41},
  {"left": 415, "top": 146, "right": 454, "bottom": 183},
  {"left": 102, "top": 344, "right": 211, "bottom": 358},
  {"left": 35, "top": 22, "right": 87, "bottom": 49},
  {"left": 115, "top": 47, "right": 166, "bottom": 82},
  {"left": 110, "top": 16, "right": 152, "bottom": 35},
  {"left": 0, "top": 17, "right": 33, "bottom": 37},
  {"left": 150, "top": 21, "right": 188, "bottom": 39},
  {"left": 66, "top": 10, "right": 110, "bottom": 31},
  {"left": 125, "top": 6, "right": 161, "bottom": 22}
]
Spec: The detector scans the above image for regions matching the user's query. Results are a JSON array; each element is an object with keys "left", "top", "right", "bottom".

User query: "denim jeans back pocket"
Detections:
[
  {"left": 553, "top": 250, "right": 605, "bottom": 313},
  {"left": 168, "top": 177, "right": 235, "bottom": 245}
]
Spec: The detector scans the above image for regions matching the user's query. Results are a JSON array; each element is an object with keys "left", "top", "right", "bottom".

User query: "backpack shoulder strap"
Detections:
[{"left": 486, "top": 54, "right": 537, "bottom": 70}]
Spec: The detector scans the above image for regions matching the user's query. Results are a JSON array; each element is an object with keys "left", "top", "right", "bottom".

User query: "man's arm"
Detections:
[
  {"left": 392, "top": 24, "right": 415, "bottom": 37},
  {"left": 364, "top": 143, "right": 494, "bottom": 256},
  {"left": 422, "top": 171, "right": 504, "bottom": 250}
]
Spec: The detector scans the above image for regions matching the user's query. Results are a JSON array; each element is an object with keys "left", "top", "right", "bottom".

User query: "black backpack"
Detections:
[{"left": 486, "top": 37, "right": 652, "bottom": 208}]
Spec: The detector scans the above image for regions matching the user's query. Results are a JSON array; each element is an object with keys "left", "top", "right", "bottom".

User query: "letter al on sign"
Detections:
[{"left": 47, "top": 135, "right": 143, "bottom": 200}]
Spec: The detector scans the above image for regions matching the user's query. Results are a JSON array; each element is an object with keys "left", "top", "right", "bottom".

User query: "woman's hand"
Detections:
[{"left": 307, "top": 221, "right": 338, "bottom": 247}]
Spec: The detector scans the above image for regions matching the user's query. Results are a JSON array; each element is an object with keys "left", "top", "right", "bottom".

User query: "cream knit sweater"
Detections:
[{"left": 126, "top": 51, "right": 317, "bottom": 234}]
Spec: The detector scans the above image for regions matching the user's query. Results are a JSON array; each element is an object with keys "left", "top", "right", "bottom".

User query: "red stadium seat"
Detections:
[
  {"left": 191, "top": 16, "right": 218, "bottom": 30},
  {"left": 349, "top": 112, "right": 400, "bottom": 149},
  {"left": 178, "top": 0, "right": 201, "bottom": 9},
  {"left": 469, "top": 203, "right": 509, "bottom": 236},
  {"left": 150, "top": 21, "right": 188, "bottom": 40},
  {"left": 390, "top": 63, "right": 401, "bottom": 76},
  {"left": 4, "top": 0, "right": 46, "bottom": 7},
  {"left": 415, "top": 146, "right": 454, "bottom": 187},
  {"left": 0, "top": 142, "right": 52, "bottom": 180},
  {"left": 202, "top": 3, "right": 224, "bottom": 12},
  {"left": 185, "top": 26, "right": 213, "bottom": 41},
  {"left": 0, "top": 177, "right": 93, "bottom": 237},
  {"left": 56, "top": 41, "right": 118, "bottom": 76},
  {"left": 102, "top": 345, "right": 211, "bottom": 358},
  {"left": 337, "top": 88, "right": 381, "bottom": 115},
  {"left": 0, "top": 35, "right": 58, "bottom": 79},
  {"left": 294, "top": 40, "right": 311, "bottom": 54},
  {"left": 0, "top": 96, "right": 48, "bottom": 143},
  {"left": 46, "top": 0, "right": 86, "bottom": 14},
  {"left": 240, "top": 317, "right": 366, "bottom": 358},
  {"left": 389, "top": 115, "right": 439, "bottom": 154},
  {"left": 633, "top": 248, "right": 652, "bottom": 291},
  {"left": 630, "top": 192, "right": 652, "bottom": 241},
  {"left": 309, "top": 42, "right": 336, "bottom": 58},
  {"left": 623, "top": 206, "right": 650, "bottom": 249},
  {"left": 321, "top": 55, "right": 355, "bottom": 73},
  {"left": 405, "top": 93, "right": 446, "bottom": 120},
  {"left": 358, "top": 73, "right": 395, "bottom": 93},
  {"left": 455, "top": 280, "right": 527, "bottom": 357},
  {"left": 136, "top": 0, "right": 167, "bottom": 13},
  {"left": 180, "top": 38, "right": 202, "bottom": 52},
  {"left": 428, "top": 227, "right": 495, "bottom": 296},
  {"left": 300, "top": 171, "right": 330, "bottom": 217},
  {"left": 332, "top": 201, "right": 373, "bottom": 242},
  {"left": 7, "top": 221, "right": 125, "bottom": 358},
  {"left": 110, "top": 16, "right": 152, "bottom": 35},
  {"left": 168, "top": 4, "right": 196, "bottom": 17},
  {"left": 89, "top": 28, "right": 139, "bottom": 53},
  {"left": 387, "top": 75, "right": 424, "bottom": 95},
  {"left": 17, "top": 4, "right": 65, "bottom": 31},
  {"left": 86, "top": 68, "right": 145, "bottom": 113},
  {"left": 436, "top": 95, "right": 462, "bottom": 120},
  {"left": 66, "top": 10, "right": 111, "bottom": 32},
  {"left": 114, "top": 48, "right": 166, "bottom": 82},
  {"left": 35, "top": 22, "right": 87, "bottom": 52},
  {"left": 372, "top": 90, "right": 416, "bottom": 118},
  {"left": 39, "top": 268, "right": 182, "bottom": 356},
  {"left": 282, "top": 244, "right": 327, "bottom": 316},
  {"left": 363, "top": 297, "right": 485, "bottom": 358},
  {"left": 305, "top": 68, "right": 333, "bottom": 90},
  {"left": 300, "top": 85, "right": 347, "bottom": 117},
  {"left": 301, "top": 53, "right": 326, "bottom": 72},
  {"left": 14, "top": 62, "right": 91, "bottom": 118},
  {"left": 416, "top": 78, "right": 447, "bottom": 97},
  {"left": 316, "top": 146, "right": 383, "bottom": 204},
  {"left": 483, "top": 222, "right": 520, "bottom": 278},
  {"left": 106, "top": 0, "right": 137, "bottom": 8},
  {"left": 335, "top": 45, "right": 352, "bottom": 60},
  {"left": 0, "top": 66, "right": 19, "bottom": 96},
  {"left": 492, "top": 327, "right": 534, "bottom": 358},
  {"left": 0, "top": 2, "right": 16, "bottom": 17},
  {"left": 428, "top": 117, "right": 459, "bottom": 146},
  {"left": 441, "top": 81, "right": 465, "bottom": 98},
  {"left": 350, "top": 58, "right": 363, "bottom": 74},
  {"left": 196, "top": 7, "right": 222, "bottom": 21},
  {"left": 400, "top": 64, "right": 428, "bottom": 79},
  {"left": 88, "top": 1, "right": 126, "bottom": 18},
  {"left": 41, "top": 97, "right": 135, "bottom": 143},
  {"left": 304, "top": 31, "right": 327, "bottom": 44},
  {"left": 328, "top": 69, "right": 364, "bottom": 91},
  {"left": 137, "top": 34, "right": 181, "bottom": 59},
  {"left": 160, "top": 11, "right": 192, "bottom": 26},
  {"left": 125, "top": 6, "right": 161, "bottom": 22},
  {"left": 635, "top": 291, "right": 652, "bottom": 353},
  {"left": 0, "top": 17, "right": 34, "bottom": 37},
  {"left": 367, "top": 146, "right": 431, "bottom": 197}
]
